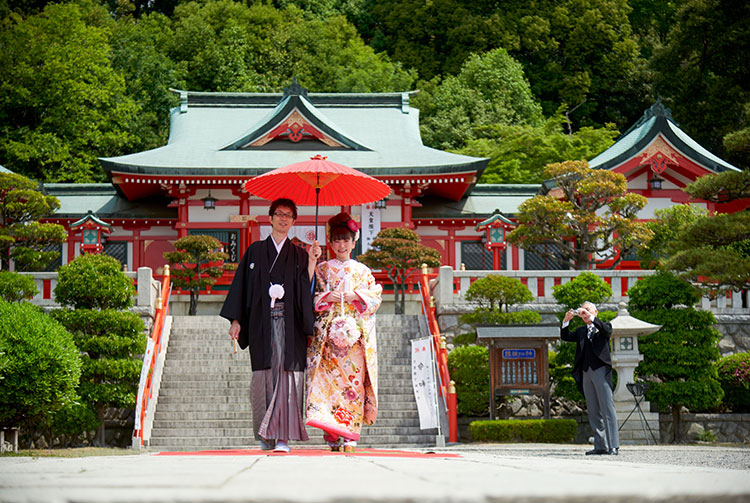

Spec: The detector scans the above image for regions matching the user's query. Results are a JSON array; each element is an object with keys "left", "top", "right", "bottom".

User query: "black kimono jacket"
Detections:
[
  {"left": 220, "top": 237, "right": 314, "bottom": 371},
  {"left": 560, "top": 317, "right": 614, "bottom": 393}
]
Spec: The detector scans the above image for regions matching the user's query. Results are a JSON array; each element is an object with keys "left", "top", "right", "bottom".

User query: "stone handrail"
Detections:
[{"left": 20, "top": 267, "right": 161, "bottom": 315}]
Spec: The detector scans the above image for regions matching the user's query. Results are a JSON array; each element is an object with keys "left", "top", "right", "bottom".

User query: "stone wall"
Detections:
[
  {"left": 715, "top": 315, "right": 750, "bottom": 355},
  {"left": 19, "top": 408, "right": 135, "bottom": 449},
  {"left": 660, "top": 412, "right": 750, "bottom": 444}
]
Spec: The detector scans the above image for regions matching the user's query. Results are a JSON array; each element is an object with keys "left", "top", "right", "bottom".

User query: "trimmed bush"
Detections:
[
  {"left": 50, "top": 308, "right": 146, "bottom": 411},
  {"left": 51, "top": 254, "right": 145, "bottom": 445},
  {"left": 0, "top": 271, "right": 38, "bottom": 302},
  {"left": 461, "top": 309, "right": 541, "bottom": 325},
  {"left": 0, "top": 299, "right": 81, "bottom": 429},
  {"left": 447, "top": 345, "right": 489, "bottom": 416},
  {"left": 460, "top": 275, "right": 539, "bottom": 326},
  {"left": 629, "top": 271, "right": 722, "bottom": 442},
  {"left": 469, "top": 418, "right": 577, "bottom": 443},
  {"left": 54, "top": 254, "right": 134, "bottom": 310},
  {"left": 716, "top": 352, "right": 750, "bottom": 413}
]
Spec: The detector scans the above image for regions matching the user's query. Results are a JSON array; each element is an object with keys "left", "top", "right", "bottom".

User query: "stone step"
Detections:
[
  {"left": 151, "top": 402, "right": 253, "bottom": 412},
  {"left": 149, "top": 314, "right": 438, "bottom": 448},
  {"left": 152, "top": 420, "right": 252, "bottom": 429},
  {"left": 153, "top": 411, "right": 251, "bottom": 421}
]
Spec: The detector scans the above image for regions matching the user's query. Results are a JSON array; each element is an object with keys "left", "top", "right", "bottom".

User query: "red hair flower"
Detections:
[{"left": 346, "top": 219, "right": 359, "bottom": 232}]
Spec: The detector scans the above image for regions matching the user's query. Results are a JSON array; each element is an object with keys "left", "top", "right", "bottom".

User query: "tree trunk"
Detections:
[
  {"left": 399, "top": 280, "right": 406, "bottom": 315},
  {"left": 95, "top": 405, "right": 106, "bottom": 447},
  {"left": 671, "top": 405, "right": 683, "bottom": 443},
  {"left": 189, "top": 289, "right": 198, "bottom": 316}
]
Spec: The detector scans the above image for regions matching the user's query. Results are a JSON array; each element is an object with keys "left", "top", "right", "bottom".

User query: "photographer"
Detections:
[{"left": 561, "top": 301, "right": 619, "bottom": 455}]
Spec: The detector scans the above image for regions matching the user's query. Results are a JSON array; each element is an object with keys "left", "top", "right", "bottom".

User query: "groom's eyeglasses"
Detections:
[{"left": 273, "top": 211, "right": 294, "bottom": 219}]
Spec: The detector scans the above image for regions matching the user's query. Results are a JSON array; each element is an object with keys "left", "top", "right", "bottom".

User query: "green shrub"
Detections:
[
  {"left": 0, "top": 299, "right": 81, "bottom": 429},
  {"left": 461, "top": 275, "right": 539, "bottom": 326},
  {"left": 551, "top": 271, "right": 613, "bottom": 310},
  {"left": 50, "top": 309, "right": 146, "bottom": 410},
  {"left": 465, "top": 275, "right": 533, "bottom": 311},
  {"left": 51, "top": 255, "right": 145, "bottom": 445},
  {"left": 629, "top": 271, "right": 722, "bottom": 442},
  {"left": 0, "top": 271, "right": 38, "bottom": 302},
  {"left": 54, "top": 254, "right": 134, "bottom": 310},
  {"left": 452, "top": 332, "right": 477, "bottom": 346},
  {"left": 461, "top": 309, "right": 541, "bottom": 325},
  {"left": 696, "top": 429, "right": 717, "bottom": 443},
  {"left": 469, "top": 418, "right": 577, "bottom": 443},
  {"left": 49, "top": 401, "right": 100, "bottom": 447},
  {"left": 627, "top": 270, "right": 701, "bottom": 311},
  {"left": 447, "top": 345, "right": 489, "bottom": 416},
  {"left": 716, "top": 352, "right": 750, "bottom": 413}
]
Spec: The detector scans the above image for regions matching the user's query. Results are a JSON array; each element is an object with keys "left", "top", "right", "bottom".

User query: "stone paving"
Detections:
[{"left": 1, "top": 443, "right": 749, "bottom": 503}]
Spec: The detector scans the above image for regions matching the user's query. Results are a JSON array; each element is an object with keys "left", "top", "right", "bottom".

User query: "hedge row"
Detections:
[{"left": 469, "top": 419, "right": 577, "bottom": 443}]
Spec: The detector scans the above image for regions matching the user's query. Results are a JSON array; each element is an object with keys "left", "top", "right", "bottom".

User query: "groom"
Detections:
[{"left": 561, "top": 301, "right": 619, "bottom": 455}]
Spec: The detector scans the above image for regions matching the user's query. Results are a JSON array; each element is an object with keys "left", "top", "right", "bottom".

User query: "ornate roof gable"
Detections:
[
  {"left": 221, "top": 79, "right": 371, "bottom": 151},
  {"left": 588, "top": 98, "right": 738, "bottom": 174}
]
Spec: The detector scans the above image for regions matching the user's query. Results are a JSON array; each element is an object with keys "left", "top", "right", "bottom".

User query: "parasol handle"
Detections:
[{"left": 315, "top": 186, "right": 320, "bottom": 241}]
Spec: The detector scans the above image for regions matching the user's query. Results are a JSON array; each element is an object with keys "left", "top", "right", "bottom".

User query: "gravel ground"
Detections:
[{"left": 434, "top": 443, "right": 750, "bottom": 471}]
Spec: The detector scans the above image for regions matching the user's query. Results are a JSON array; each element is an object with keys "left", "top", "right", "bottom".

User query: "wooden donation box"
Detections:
[{"left": 476, "top": 324, "right": 560, "bottom": 419}]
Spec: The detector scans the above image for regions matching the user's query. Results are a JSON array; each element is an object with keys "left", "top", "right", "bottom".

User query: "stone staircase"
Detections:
[{"left": 148, "top": 315, "right": 439, "bottom": 451}]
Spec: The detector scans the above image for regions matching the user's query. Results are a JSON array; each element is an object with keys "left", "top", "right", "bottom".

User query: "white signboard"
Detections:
[
  {"left": 411, "top": 337, "right": 438, "bottom": 430},
  {"left": 360, "top": 203, "right": 381, "bottom": 253}
]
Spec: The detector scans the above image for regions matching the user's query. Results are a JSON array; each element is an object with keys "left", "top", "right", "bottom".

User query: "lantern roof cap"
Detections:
[
  {"left": 70, "top": 210, "right": 112, "bottom": 231},
  {"left": 475, "top": 209, "right": 516, "bottom": 231},
  {"left": 610, "top": 301, "right": 661, "bottom": 337}
]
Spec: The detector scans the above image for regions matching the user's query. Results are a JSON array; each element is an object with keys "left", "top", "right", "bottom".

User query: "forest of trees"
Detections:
[{"left": 1, "top": 0, "right": 747, "bottom": 185}]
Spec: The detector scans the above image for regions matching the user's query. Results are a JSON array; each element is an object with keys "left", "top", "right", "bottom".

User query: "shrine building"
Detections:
[{"left": 34, "top": 89, "right": 742, "bottom": 287}]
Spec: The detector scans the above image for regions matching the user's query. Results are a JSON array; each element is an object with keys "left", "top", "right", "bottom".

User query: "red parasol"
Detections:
[{"left": 244, "top": 155, "right": 391, "bottom": 239}]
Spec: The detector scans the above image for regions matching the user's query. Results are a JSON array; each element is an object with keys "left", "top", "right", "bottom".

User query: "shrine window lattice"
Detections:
[
  {"left": 524, "top": 243, "right": 568, "bottom": 270},
  {"left": 461, "top": 241, "right": 506, "bottom": 270}
]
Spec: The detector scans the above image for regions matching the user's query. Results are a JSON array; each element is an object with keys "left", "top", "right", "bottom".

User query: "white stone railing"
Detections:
[
  {"left": 433, "top": 266, "right": 749, "bottom": 314},
  {"left": 20, "top": 267, "right": 161, "bottom": 313}
]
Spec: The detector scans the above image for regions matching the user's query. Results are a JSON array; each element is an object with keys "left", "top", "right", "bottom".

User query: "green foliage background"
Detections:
[{"left": 1, "top": 0, "right": 746, "bottom": 183}]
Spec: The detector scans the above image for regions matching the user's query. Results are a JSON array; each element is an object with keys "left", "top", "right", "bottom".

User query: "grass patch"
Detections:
[{"left": 1, "top": 447, "right": 145, "bottom": 458}]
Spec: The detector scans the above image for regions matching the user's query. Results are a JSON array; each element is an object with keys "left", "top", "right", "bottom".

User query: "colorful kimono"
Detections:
[{"left": 305, "top": 258, "right": 382, "bottom": 441}]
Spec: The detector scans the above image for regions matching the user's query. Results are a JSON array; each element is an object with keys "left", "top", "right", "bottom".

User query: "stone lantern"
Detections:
[{"left": 609, "top": 301, "right": 661, "bottom": 444}]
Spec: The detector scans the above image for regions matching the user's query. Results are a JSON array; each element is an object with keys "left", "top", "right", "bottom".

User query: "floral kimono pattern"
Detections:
[{"left": 305, "top": 258, "right": 382, "bottom": 441}]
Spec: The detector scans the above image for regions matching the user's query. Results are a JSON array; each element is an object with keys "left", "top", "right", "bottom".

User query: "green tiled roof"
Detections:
[
  {"left": 414, "top": 184, "right": 540, "bottom": 219},
  {"left": 588, "top": 101, "right": 738, "bottom": 173},
  {"left": 100, "top": 89, "right": 488, "bottom": 178},
  {"left": 45, "top": 184, "right": 175, "bottom": 219}
]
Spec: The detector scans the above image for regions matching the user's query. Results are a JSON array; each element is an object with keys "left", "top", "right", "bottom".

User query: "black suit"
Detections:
[{"left": 561, "top": 317, "right": 619, "bottom": 452}]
